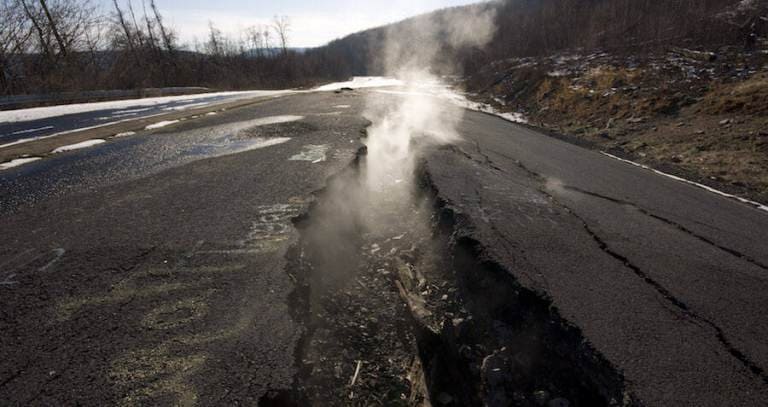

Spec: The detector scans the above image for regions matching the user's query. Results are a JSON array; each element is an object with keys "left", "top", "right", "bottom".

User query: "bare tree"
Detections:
[
  {"left": 20, "top": 0, "right": 53, "bottom": 59},
  {"left": 38, "top": 0, "right": 67, "bottom": 57},
  {"left": 206, "top": 21, "right": 223, "bottom": 57},
  {"left": 150, "top": 0, "right": 174, "bottom": 53},
  {"left": 127, "top": 0, "right": 145, "bottom": 48},
  {"left": 112, "top": 0, "right": 137, "bottom": 55},
  {"left": 246, "top": 26, "right": 263, "bottom": 57},
  {"left": 272, "top": 15, "right": 290, "bottom": 55},
  {"left": 263, "top": 27, "right": 272, "bottom": 56},
  {"left": 0, "top": 0, "right": 33, "bottom": 93},
  {"left": 141, "top": 0, "right": 158, "bottom": 51}
]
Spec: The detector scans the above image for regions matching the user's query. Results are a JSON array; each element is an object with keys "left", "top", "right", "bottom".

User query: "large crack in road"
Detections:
[
  {"left": 5, "top": 89, "right": 767, "bottom": 406},
  {"left": 270, "top": 133, "right": 633, "bottom": 405}
]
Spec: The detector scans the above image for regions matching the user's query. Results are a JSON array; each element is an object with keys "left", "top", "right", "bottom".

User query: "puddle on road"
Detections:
[
  {"left": 289, "top": 144, "right": 330, "bottom": 163},
  {"left": 183, "top": 116, "right": 308, "bottom": 159},
  {"left": 178, "top": 115, "right": 308, "bottom": 160}
]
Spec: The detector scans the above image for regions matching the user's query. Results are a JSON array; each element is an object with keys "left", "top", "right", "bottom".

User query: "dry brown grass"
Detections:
[
  {"left": 584, "top": 66, "right": 641, "bottom": 91},
  {"left": 699, "top": 74, "right": 768, "bottom": 115},
  {"left": 533, "top": 66, "right": 677, "bottom": 126}
]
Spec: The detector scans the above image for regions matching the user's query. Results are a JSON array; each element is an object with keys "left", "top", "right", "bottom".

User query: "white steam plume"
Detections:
[
  {"left": 365, "top": 4, "right": 497, "bottom": 193},
  {"left": 300, "top": 4, "right": 498, "bottom": 309}
]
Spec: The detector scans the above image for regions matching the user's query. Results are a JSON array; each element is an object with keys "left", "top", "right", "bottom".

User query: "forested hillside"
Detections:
[
  {"left": 461, "top": 0, "right": 768, "bottom": 203},
  {"left": 0, "top": 0, "right": 320, "bottom": 95},
  {"left": 308, "top": 0, "right": 765, "bottom": 78},
  {"left": 1, "top": 0, "right": 765, "bottom": 96}
]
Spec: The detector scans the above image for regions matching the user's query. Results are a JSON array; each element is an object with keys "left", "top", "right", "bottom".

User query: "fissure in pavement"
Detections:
[{"left": 265, "top": 143, "right": 632, "bottom": 406}]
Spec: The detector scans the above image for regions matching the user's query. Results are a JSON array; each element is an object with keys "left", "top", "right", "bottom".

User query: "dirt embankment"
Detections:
[{"left": 467, "top": 43, "right": 768, "bottom": 203}]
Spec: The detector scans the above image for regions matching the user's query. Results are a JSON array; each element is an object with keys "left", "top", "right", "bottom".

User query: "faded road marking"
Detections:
[
  {"left": 0, "top": 273, "right": 18, "bottom": 286},
  {"left": 39, "top": 248, "right": 66, "bottom": 271}
]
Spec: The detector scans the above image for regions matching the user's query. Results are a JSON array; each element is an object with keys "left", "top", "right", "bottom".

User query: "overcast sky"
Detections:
[{"left": 101, "top": 0, "right": 485, "bottom": 48}]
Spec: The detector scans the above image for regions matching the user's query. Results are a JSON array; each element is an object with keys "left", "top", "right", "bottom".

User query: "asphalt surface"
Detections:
[
  {"left": 425, "top": 110, "right": 768, "bottom": 406},
  {"left": 1, "top": 90, "right": 768, "bottom": 406},
  {"left": 0, "top": 91, "right": 290, "bottom": 147},
  {"left": 0, "top": 91, "right": 364, "bottom": 405}
]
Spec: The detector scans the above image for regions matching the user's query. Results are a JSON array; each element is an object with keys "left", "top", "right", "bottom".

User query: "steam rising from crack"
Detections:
[
  {"left": 366, "top": 5, "right": 497, "bottom": 191},
  {"left": 300, "top": 5, "right": 497, "bottom": 307}
]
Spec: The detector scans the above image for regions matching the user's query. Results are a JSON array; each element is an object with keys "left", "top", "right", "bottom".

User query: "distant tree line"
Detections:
[
  {"left": 485, "top": 0, "right": 759, "bottom": 59},
  {"left": 0, "top": 0, "right": 325, "bottom": 96},
  {"left": 1, "top": 0, "right": 763, "bottom": 97},
  {"left": 300, "top": 0, "right": 763, "bottom": 79}
]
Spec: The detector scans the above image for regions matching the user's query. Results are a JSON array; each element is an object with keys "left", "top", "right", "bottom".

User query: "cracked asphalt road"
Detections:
[
  {"left": 0, "top": 91, "right": 365, "bottom": 405},
  {"left": 1, "top": 90, "right": 767, "bottom": 405},
  {"left": 425, "top": 110, "right": 768, "bottom": 406}
]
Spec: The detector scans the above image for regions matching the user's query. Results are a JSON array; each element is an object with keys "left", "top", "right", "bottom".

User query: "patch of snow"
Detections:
[
  {"left": 601, "top": 152, "right": 768, "bottom": 213},
  {"left": 113, "top": 131, "right": 136, "bottom": 138},
  {"left": 0, "top": 90, "right": 296, "bottom": 123},
  {"left": 548, "top": 70, "right": 569, "bottom": 77},
  {"left": 374, "top": 87, "right": 528, "bottom": 124},
  {"left": 334, "top": 105, "right": 351, "bottom": 108},
  {"left": 509, "top": 61, "right": 538, "bottom": 70},
  {"left": 290, "top": 144, "right": 330, "bottom": 163},
  {"left": 0, "top": 157, "right": 42, "bottom": 170},
  {"left": 496, "top": 112, "right": 528, "bottom": 124},
  {"left": 206, "top": 112, "right": 218, "bottom": 116},
  {"left": 145, "top": 120, "right": 180, "bottom": 130},
  {"left": 316, "top": 77, "right": 403, "bottom": 91},
  {"left": 52, "top": 139, "right": 106, "bottom": 153},
  {"left": 239, "top": 137, "right": 291, "bottom": 152},
  {"left": 555, "top": 54, "right": 582, "bottom": 64},
  {"left": 375, "top": 89, "right": 435, "bottom": 97},
  {"left": 249, "top": 115, "right": 304, "bottom": 126}
]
